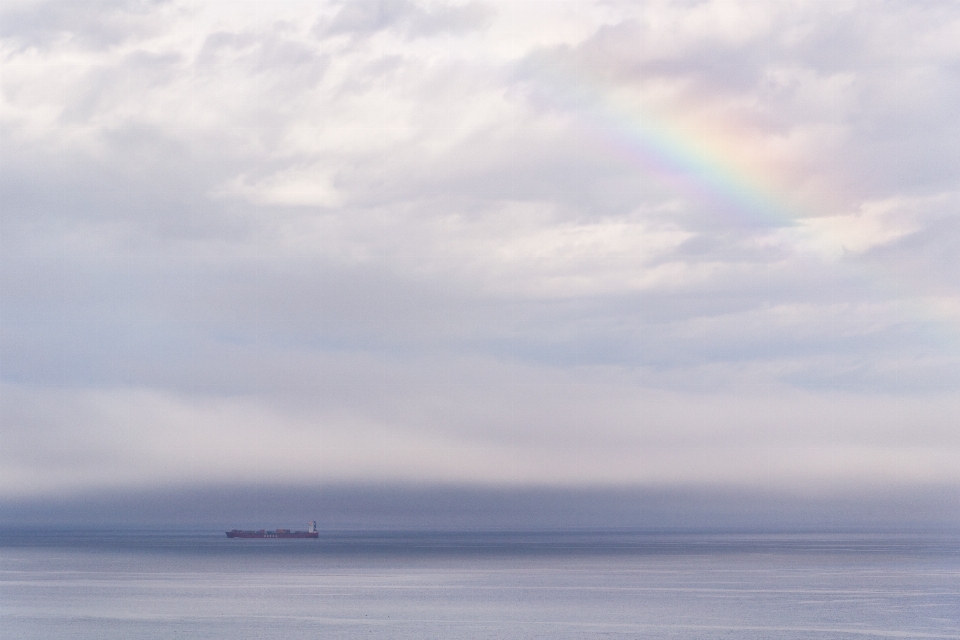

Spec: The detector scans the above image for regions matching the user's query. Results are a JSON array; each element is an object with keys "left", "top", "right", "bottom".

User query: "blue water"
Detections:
[{"left": 2, "top": 530, "right": 959, "bottom": 639}]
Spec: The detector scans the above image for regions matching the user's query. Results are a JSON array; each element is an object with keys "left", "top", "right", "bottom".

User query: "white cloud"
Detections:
[
  {"left": 214, "top": 166, "right": 342, "bottom": 207},
  {"left": 796, "top": 196, "right": 927, "bottom": 257}
]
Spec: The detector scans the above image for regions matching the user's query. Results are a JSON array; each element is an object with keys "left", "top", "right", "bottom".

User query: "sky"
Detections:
[{"left": 2, "top": 0, "right": 960, "bottom": 519}]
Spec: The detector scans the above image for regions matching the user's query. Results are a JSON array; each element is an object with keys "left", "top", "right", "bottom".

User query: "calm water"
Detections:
[{"left": 2, "top": 530, "right": 959, "bottom": 639}]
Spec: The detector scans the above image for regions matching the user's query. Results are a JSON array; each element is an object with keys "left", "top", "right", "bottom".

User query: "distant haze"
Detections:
[
  {"left": 4, "top": 483, "right": 960, "bottom": 532},
  {"left": 2, "top": 1, "right": 959, "bottom": 520}
]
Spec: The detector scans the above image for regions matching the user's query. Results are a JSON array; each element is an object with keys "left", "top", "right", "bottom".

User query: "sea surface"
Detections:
[{"left": 1, "top": 530, "right": 959, "bottom": 639}]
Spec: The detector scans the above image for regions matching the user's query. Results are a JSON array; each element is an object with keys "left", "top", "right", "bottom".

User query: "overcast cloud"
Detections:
[{"left": 2, "top": 0, "right": 959, "bottom": 501}]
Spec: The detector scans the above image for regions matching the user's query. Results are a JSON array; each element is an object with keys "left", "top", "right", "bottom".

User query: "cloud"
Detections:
[
  {"left": 2, "top": 0, "right": 959, "bottom": 498},
  {"left": 0, "top": 0, "right": 171, "bottom": 52},
  {"left": 214, "top": 166, "right": 342, "bottom": 207},
  {"left": 6, "top": 371, "right": 960, "bottom": 498},
  {"left": 320, "top": 0, "right": 493, "bottom": 38}
]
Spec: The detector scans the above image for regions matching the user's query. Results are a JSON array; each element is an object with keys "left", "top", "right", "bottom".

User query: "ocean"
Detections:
[{"left": 2, "top": 530, "right": 959, "bottom": 639}]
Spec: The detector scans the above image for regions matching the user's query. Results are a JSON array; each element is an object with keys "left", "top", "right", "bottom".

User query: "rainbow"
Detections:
[
  {"left": 545, "top": 72, "right": 811, "bottom": 229},
  {"left": 604, "top": 110, "right": 802, "bottom": 227},
  {"left": 537, "top": 66, "right": 960, "bottom": 346}
]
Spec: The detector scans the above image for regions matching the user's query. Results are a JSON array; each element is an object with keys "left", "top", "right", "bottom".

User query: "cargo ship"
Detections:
[{"left": 226, "top": 521, "right": 318, "bottom": 538}]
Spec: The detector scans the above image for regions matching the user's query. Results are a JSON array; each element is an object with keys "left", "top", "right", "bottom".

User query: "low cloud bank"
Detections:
[{"left": 3, "top": 483, "right": 958, "bottom": 532}]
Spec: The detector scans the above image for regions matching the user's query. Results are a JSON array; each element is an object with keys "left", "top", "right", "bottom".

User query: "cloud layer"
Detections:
[{"left": 2, "top": 0, "right": 959, "bottom": 498}]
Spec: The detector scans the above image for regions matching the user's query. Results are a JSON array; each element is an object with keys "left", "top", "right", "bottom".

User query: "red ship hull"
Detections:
[{"left": 226, "top": 529, "right": 318, "bottom": 539}]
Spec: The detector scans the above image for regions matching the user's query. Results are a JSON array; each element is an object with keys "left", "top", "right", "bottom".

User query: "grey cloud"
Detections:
[
  {"left": 0, "top": 0, "right": 169, "bottom": 51},
  {"left": 323, "top": 0, "right": 419, "bottom": 36},
  {"left": 865, "top": 212, "right": 960, "bottom": 290},
  {"left": 319, "top": 0, "right": 492, "bottom": 38},
  {"left": 196, "top": 30, "right": 329, "bottom": 77}
]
